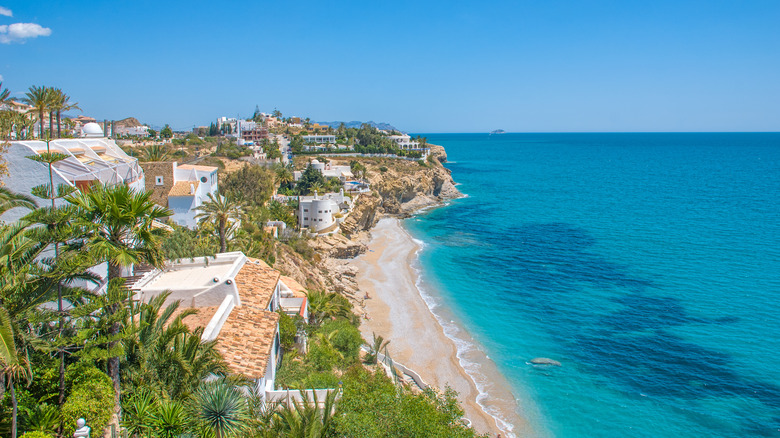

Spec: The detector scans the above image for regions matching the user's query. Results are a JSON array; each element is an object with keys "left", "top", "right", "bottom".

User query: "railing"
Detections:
[{"left": 360, "top": 345, "right": 429, "bottom": 391}]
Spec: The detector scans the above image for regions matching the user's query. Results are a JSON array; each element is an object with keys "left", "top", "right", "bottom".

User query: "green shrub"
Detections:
[
  {"left": 278, "top": 310, "right": 298, "bottom": 352},
  {"left": 20, "top": 431, "right": 54, "bottom": 438},
  {"left": 276, "top": 354, "right": 312, "bottom": 389},
  {"left": 307, "top": 341, "right": 341, "bottom": 372},
  {"left": 379, "top": 166, "right": 388, "bottom": 173},
  {"left": 61, "top": 364, "right": 114, "bottom": 437},
  {"left": 332, "top": 366, "right": 484, "bottom": 437},
  {"left": 320, "top": 319, "right": 363, "bottom": 362},
  {"left": 302, "top": 372, "right": 341, "bottom": 389}
]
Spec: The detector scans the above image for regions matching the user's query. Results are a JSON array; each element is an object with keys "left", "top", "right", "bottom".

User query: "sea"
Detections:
[{"left": 403, "top": 133, "right": 780, "bottom": 438}]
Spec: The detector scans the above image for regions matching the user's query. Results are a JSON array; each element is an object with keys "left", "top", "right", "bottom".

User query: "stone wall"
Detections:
[{"left": 139, "top": 161, "right": 175, "bottom": 207}]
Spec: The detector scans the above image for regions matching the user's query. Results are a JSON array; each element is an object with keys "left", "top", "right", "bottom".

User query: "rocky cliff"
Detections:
[{"left": 338, "top": 144, "right": 461, "bottom": 218}]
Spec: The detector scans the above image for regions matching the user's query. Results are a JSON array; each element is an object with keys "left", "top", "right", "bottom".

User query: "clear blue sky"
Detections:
[{"left": 2, "top": 1, "right": 779, "bottom": 132}]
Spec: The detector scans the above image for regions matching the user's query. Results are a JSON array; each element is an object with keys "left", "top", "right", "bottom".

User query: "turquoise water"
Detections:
[{"left": 405, "top": 133, "right": 780, "bottom": 437}]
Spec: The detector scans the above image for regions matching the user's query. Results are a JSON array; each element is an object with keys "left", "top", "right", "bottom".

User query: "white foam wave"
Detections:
[{"left": 402, "top": 226, "right": 517, "bottom": 437}]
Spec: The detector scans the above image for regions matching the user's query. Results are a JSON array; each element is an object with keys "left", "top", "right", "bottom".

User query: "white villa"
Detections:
[
  {"left": 129, "top": 252, "right": 308, "bottom": 398},
  {"left": 1, "top": 130, "right": 145, "bottom": 222},
  {"left": 302, "top": 134, "right": 336, "bottom": 144},
  {"left": 298, "top": 190, "right": 352, "bottom": 233},
  {"left": 388, "top": 134, "right": 429, "bottom": 157},
  {"left": 293, "top": 159, "right": 353, "bottom": 182},
  {"left": 139, "top": 162, "right": 219, "bottom": 228}
]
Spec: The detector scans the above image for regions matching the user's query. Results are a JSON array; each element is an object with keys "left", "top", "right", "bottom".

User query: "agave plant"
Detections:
[
  {"left": 122, "top": 389, "right": 158, "bottom": 437},
  {"left": 20, "top": 404, "right": 63, "bottom": 436},
  {"left": 194, "top": 379, "right": 248, "bottom": 438},
  {"left": 153, "top": 400, "right": 188, "bottom": 438}
]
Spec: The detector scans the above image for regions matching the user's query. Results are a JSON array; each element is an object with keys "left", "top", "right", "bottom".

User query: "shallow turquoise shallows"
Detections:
[{"left": 404, "top": 133, "right": 780, "bottom": 438}]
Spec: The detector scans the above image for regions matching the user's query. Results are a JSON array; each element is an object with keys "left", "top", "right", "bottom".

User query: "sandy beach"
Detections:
[{"left": 351, "top": 218, "right": 532, "bottom": 438}]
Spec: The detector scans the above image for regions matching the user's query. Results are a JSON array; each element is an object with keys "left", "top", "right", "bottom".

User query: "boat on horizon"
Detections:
[{"left": 490, "top": 129, "right": 506, "bottom": 135}]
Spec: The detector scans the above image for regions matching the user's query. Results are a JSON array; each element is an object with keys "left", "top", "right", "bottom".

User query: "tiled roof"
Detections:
[
  {"left": 280, "top": 275, "right": 307, "bottom": 298},
  {"left": 235, "top": 258, "right": 280, "bottom": 309},
  {"left": 174, "top": 306, "right": 219, "bottom": 332},
  {"left": 215, "top": 306, "right": 279, "bottom": 379},
  {"left": 168, "top": 181, "right": 198, "bottom": 197},
  {"left": 178, "top": 164, "right": 219, "bottom": 172}
]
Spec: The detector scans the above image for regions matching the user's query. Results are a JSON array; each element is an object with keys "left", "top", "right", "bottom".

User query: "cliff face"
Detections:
[
  {"left": 355, "top": 145, "right": 461, "bottom": 216},
  {"left": 340, "top": 193, "right": 382, "bottom": 236}
]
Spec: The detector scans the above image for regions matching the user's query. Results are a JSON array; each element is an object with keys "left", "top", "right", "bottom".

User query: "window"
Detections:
[
  {"left": 155, "top": 176, "right": 164, "bottom": 185},
  {"left": 200, "top": 176, "right": 207, "bottom": 183},
  {"left": 304, "top": 209, "right": 308, "bottom": 212}
]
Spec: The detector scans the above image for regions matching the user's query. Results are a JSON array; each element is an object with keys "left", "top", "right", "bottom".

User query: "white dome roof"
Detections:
[{"left": 82, "top": 122, "right": 104, "bottom": 137}]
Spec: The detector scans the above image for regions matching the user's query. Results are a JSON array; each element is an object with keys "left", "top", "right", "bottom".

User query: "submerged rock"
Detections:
[{"left": 530, "top": 357, "right": 562, "bottom": 366}]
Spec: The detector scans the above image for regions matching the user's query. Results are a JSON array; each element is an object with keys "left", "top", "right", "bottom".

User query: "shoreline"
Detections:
[{"left": 350, "top": 217, "right": 532, "bottom": 437}]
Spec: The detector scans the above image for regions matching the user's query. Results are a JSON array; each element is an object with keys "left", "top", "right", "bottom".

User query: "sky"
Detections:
[{"left": 1, "top": 1, "right": 779, "bottom": 133}]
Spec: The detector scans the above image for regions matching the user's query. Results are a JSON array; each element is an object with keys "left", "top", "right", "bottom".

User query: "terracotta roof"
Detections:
[
  {"left": 178, "top": 164, "right": 219, "bottom": 172},
  {"left": 235, "top": 258, "right": 280, "bottom": 309},
  {"left": 168, "top": 181, "right": 198, "bottom": 197},
  {"left": 215, "top": 306, "right": 279, "bottom": 379},
  {"left": 173, "top": 306, "right": 219, "bottom": 332},
  {"left": 280, "top": 275, "right": 307, "bottom": 298},
  {"left": 149, "top": 256, "right": 283, "bottom": 381}
]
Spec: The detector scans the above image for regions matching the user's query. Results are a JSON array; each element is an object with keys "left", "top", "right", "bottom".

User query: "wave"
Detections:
[{"left": 399, "top": 224, "right": 518, "bottom": 438}]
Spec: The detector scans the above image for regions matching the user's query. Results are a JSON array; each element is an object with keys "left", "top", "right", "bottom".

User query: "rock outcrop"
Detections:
[
  {"left": 308, "top": 232, "right": 368, "bottom": 259},
  {"left": 354, "top": 146, "right": 461, "bottom": 216},
  {"left": 530, "top": 358, "right": 562, "bottom": 366},
  {"left": 429, "top": 144, "right": 448, "bottom": 164},
  {"left": 340, "top": 194, "right": 382, "bottom": 237}
]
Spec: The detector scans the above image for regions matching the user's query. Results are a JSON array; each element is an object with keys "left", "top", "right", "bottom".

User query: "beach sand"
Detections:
[{"left": 351, "top": 218, "right": 531, "bottom": 438}]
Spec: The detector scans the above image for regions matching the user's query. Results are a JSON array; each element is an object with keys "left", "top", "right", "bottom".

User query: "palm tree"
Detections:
[
  {"left": 66, "top": 183, "right": 172, "bottom": 428},
  {"left": 11, "top": 111, "right": 29, "bottom": 140},
  {"left": 0, "top": 81, "right": 12, "bottom": 106},
  {"left": 195, "top": 193, "right": 243, "bottom": 253},
  {"left": 21, "top": 85, "right": 52, "bottom": 140},
  {"left": 143, "top": 144, "right": 170, "bottom": 162},
  {"left": 194, "top": 380, "right": 248, "bottom": 438},
  {"left": 49, "top": 88, "right": 80, "bottom": 138},
  {"left": 272, "top": 389, "right": 338, "bottom": 438},
  {"left": 274, "top": 165, "right": 293, "bottom": 192},
  {"left": 124, "top": 292, "right": 224, "bottom": 401},
  {"left": 306, "top": 290, "right": 353, "bottom": 327},
  {"left": 364, "top": 332, "right": 390, "bottom": 365},
  {"left": 0, "top": 221, "right": 60, "bottom": 438},
  {"left": 0, "top": 187, "right": 37, "bottom": 215}
]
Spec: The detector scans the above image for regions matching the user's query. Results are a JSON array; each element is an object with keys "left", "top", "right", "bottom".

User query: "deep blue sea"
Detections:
[{"left": 405, "top": 133, "right": 780, "bottom": 437}]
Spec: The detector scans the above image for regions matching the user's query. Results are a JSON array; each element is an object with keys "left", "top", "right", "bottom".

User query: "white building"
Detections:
[
  {"left": 293, "top": 159, "right": 354, "bottom": 182},
  {"left": 139, "top": 162, "right": 219, "bottom": 228},
  {"left": 1, "top": 134, "right": 145, "bottom": 222},
  {"left": 297, "top": 190, "right": 352, "bottom": 232},
  {"left": 388, "top": 134, "right": 429, "bottom": 157},
  {"left": 115, "top": 125, "right": 150, "bottom": 137},
  {"left": 302, "top": 135, "right": 336, "bottom": 144},
  {"left": 130, "top": 252, "right": 308, "bottom": 398}
]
